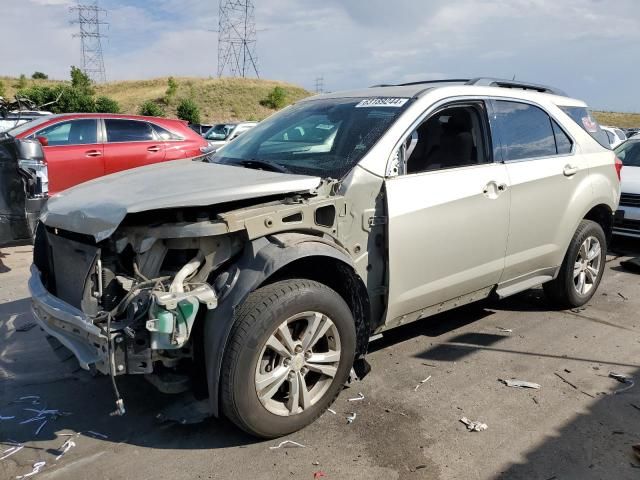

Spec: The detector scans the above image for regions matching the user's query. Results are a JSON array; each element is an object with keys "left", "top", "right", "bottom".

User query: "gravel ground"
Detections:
[{"left": 1, "top": 238, "right": 639, "bottom": 480}]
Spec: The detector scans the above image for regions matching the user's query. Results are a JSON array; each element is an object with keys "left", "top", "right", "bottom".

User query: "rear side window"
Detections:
[
  {"left": 36, "top": 119, "right": 97, "bottom": 146},
  {"left": 551, "top": 120, "right": 573, "bottom": 154},
  {"left": 559, "top": 106, "right": 609, "bottom": 148},
  {"left": 105, "top": 120, "right": 154, "bottom": 142},
  {"left": 151, "top": 123, "right": 183, "bottom": 141},
  {"left": 492, "top": 101, "right": 557, "bottom": 160}
]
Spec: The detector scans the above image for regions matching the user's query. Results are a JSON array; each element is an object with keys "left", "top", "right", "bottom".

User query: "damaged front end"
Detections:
[{"left": 0, "top": 135, "right": 48, "bottom": 247}]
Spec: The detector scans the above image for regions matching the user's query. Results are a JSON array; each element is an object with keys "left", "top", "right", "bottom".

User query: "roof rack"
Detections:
[
  {"left": 370, "top": 77, "right": 567, "bottom": 96},
  {"left": 465, "top": 78, "right": 567, "bottom": 96}
]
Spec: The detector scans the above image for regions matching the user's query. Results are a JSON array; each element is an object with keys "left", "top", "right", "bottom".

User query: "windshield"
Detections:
[
  {"left": 615, "top": 140, "right": 640, "bottom": 167},
  {"left": 5, "top": 115, "right": 56, "bottom": 137},
  {"left": 559, "top": 106, "right": 609, "bottom": 148},
  {"left": 212, "top": 97, "right": 412, "bottom": 178},
  {"left": 205, "top": 123, "right": 236, "bottom": 141}
]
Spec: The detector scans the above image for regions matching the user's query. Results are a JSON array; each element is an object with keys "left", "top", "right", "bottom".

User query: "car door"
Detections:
[
  {"left": 103, "top": 119, "right": 166, "bottom": 175},
  {"left": 384, "top": 100, "right": 511, "bottom": 326},
  {"left": 489, "top": 99, "right": 590, "bottom": 290},
  {"left": 34, "top": 118, "right": 103, "bottom": 194}
]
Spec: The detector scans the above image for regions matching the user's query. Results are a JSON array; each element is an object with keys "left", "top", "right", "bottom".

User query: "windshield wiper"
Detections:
[{"left": 236, "top": 159, "right": 291, "bottom": 174}]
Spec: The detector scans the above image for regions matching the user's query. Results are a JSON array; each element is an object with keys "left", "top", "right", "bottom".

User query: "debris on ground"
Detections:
[
  {"left": 460, "top": 417, "right": 487, "bottom": 432},
  {"left": 327, "top": 408, "right": 336, "bottom": 415},
  {"left": 496, "top": 327, "right": 513, "bottom": 333},
  {"left": 633, "top": 444, "right": 640, "bottom": 460},
  {"left": 54, "top": 438, "right": 76, "bottom": 461},
  {"left": 618, "top": 292, "right": 628, "bottom": 301},
  {"left": 620, "top": 258, "right": 640, "bottom": 274},
  {"left": 347, "top": 392, "right": 365, "bottom": 402},
  {"left": 1, "top": 441, "right": 24, "bottom": 460},
  {"left": 313, "top": 471, "right": 326, "bottom": 479},
  {"left": 499, "top": 379, "right": 541, "bottom": 389},
  {"left": 16, "top": 461, "right": 46, "bottom": 478},
  {"left": 0, "top": 415, "right": 15, "bottom": 420},
  {"left": 609, "top": 372, "right": 635, "bottom": 394},
  {"left": 15, "top": 322, "right": 37, "bottom": 332},
  {"left": 346, "top": 412, "right": 357, "bottom": 424},
  {"left": 12, "top": 396, "right": 40, "bottom": 405},
  {"left": 414, "top": 376, "right": 432, "bottom": 391},
  {"left": 17, "top": 406, "right": 72, "bottom": 436},
  {"left": 269, "top": 440, "right": 306, "bottom": 450},
  {"left": 554, "top": 372, "right": 595, "bottom": 398}
]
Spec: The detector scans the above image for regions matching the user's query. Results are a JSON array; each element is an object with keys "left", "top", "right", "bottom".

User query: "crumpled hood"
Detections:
[{"left": 41, "top": 160, "right": 321, "bottom": 242}]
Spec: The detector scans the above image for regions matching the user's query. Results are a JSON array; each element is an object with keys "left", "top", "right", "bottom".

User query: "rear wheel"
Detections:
[
  {"left": 220, "top": 279, "right": 356, "bottom": 438},
  {"left": 543, "top": 220, "right": 606, "bottom": 308}
]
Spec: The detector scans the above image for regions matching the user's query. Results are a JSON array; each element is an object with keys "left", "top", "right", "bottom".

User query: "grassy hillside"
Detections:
[
  {"left": 0, "top": 76, "right": 312, "bottom": 122},
  {"left": 2, "top": 75, "right": 640, "bottom": 126}
]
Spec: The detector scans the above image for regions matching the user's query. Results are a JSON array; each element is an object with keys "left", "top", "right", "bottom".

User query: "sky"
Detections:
[{"left": 2, "top": 0, "right": 639, "bottom": 112}]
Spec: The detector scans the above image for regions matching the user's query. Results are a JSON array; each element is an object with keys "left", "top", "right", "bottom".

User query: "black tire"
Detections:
[
  {"left": 543, "top": 220, "right": 606, "bottom": 308},
  {"left": 220, "top": 279, "right": 356, "bottom": 438}
]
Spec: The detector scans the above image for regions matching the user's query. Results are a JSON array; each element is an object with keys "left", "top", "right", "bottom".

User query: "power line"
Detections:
[
  {"left": 217, "top": 0, "right": 259, "bottom": 78},
  {"left": 70, "top": 1, "right": 108, "bottom": 83},
  {"left": 315, "top": 76, "right": 324, "bottom": 94}
]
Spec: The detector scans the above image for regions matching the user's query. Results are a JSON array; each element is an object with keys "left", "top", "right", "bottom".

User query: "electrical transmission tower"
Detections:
[
  {"left": 70, "top": 1, "right": 108, "bottom": 83},
  {"left": 217, "top": 0, "right": 259, "bottom": 78},
  {"left": 315, "top": 76, "right": 324, "bottom": 94}
]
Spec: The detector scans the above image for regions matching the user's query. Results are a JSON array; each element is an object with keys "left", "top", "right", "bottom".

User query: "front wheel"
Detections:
[
  {"left": 220, "top": 279, "right": 356, "bottom": 438},
  {"left": 543, "top": 219, "right": 606, "bottom": 308}
]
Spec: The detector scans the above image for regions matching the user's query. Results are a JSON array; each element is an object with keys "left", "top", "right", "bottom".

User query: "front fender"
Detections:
[{"left": 203, "top": 233, "right": 356, "bottom": 417}]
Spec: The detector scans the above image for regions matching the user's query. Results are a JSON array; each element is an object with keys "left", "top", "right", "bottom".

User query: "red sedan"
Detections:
[{"left": 9, "top": 113, "right": 209, "bottom": 194}]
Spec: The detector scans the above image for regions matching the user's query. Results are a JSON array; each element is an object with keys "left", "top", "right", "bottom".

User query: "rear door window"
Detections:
[
  {"left": 492, "top": 101, "right": 557, "bottom": 161},
  {"left": 551, "top": 120, "right": 573, "bottom": 154},
  {"left": 559, "top": 106, "right": 609, "bottom": 148},
  {"left": 105, "top": 119, "right": 154, "bottom": 142},
  {"left": 36, "top": 119, "right": 98, "bottom": 146}
]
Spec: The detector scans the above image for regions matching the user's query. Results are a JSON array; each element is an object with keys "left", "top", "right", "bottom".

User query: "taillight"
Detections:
[
  {"left": 18, "top": 158, "right": 49, "bottom": 198},
  {"left": 615, "top": 156, "right": 623, "bottom": 181}
]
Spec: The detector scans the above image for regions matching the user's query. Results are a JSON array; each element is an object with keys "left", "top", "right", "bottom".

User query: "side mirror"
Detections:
[{"left": 36, "top": 136, "right": 49, "bottom": 147}]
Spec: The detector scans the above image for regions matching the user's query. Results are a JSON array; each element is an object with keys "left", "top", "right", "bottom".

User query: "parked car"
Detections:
[
  {"left": 189, "top": 123, "right": 213, "bottom": 136},
  {"left": 601, "top": 125, "right": 627, "bottom": 148},
  {"left": 7, "top": 113, "right": 209, "bottom": 194},
  {"left": 0, "top": 134, "right": 47, "bottom": 246},
  {"left": 29, "top": 78, "right": 619, "bottom": 438},
  {"left": 203, "top": 121, "right": 258, "bottom": 150},
  {"left": 623, "top": 127, "right": 640, "bottom": 138},
  {"left": 0, "top": 110, "right": 52, "bottom": 133},
  {"left": 613, "top": 138, "right": 640, "bottom": 237}
]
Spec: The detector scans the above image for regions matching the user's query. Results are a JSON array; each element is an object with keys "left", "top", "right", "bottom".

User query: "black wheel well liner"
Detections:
[
  {"left": 583, "top": 204, "right": 613, "bottom": 242},
  {"left": 202, "top": 234, "right": 371, "bottom": 417}
]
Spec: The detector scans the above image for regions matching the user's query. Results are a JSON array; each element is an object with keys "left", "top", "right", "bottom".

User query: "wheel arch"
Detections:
[
  {"left": 583, "top": 203, "right": 614, "bottom": 243},
  {"left": 202, "top": 233, "right": 370, "bottom": 417}
]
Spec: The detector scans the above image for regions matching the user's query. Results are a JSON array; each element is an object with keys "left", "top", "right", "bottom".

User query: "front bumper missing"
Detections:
[{"left": 28, "top": 264, "right": 109, "bottom": 372}]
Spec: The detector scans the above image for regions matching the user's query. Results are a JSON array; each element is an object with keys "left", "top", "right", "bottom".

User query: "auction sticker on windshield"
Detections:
[{"left": 355, "top": 98, "right": 409, "bottom": 108}]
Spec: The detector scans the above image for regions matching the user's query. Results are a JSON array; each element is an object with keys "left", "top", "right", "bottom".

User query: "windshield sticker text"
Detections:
[{"left": 355, "top": 98, "right": 409, "bottom": 108}]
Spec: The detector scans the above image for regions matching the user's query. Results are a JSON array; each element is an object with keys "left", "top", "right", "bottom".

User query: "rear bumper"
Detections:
[
  {"left": 614, "top": 205, "right": 640, "bottom": 238},
  {"left": 28, "top": 264, "right": 109, "bottom": 372}
]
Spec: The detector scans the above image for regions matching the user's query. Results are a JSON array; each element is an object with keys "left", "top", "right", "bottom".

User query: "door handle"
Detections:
[
  {"left": 483, "top": 181, "right": 507, "bottom": 198},
  {"left": 85, "top": 150, "right": 102, "bottom": 157},
  {"left": 563, "top": 164, "right": 579, "bottom": 176},
  {"left": 147, "top": 145, "right": 161, "bottom": 153}
]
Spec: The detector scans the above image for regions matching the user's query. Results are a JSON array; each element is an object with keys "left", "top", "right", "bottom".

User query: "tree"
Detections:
[
  {"left": 138, "top": 100, "right": 165, "bottom": 117},
  {"left": 260, "top": 86, "right": 287, "bottom": 109},
  {"left": 18, "top": 85, "right": 96, "bottom": 113},
  {"left": 70, "top": 66, "right": 94, "bottom": 95},
  {"left": 176, "top": 98, "right": 201, "bottom": 124},
  {"left": 32, "top": 72, "right": 48, "bottom": 80},
  {"left": 15, "top": 74, "right": 28, "bottom": 89},
  {"left": 95, "top": 96, "right": 120, "bottom": 113},
  {"left": 164, "top": 76, "right": 178, "bottom": 104}
]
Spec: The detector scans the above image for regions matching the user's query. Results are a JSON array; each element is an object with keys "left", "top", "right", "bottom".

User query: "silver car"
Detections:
[
  {"left": 614, "top": 138, "right": 640, "bottom": 237},
  {"left": 29, "top": 78, "right": 620, "bottom": 438}
]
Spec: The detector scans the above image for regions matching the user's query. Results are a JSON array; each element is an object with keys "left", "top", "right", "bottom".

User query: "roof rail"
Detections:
[
  {"left": 466, "top": 78, "right": 567, "bottom": 96},
  {"left": 370, "top": 79, "right": 469, "bottom": 88}
]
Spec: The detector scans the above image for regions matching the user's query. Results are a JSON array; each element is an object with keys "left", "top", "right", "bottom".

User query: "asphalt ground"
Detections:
[{"left": 1, "top": 238, "right": 639, "bottom": 480}]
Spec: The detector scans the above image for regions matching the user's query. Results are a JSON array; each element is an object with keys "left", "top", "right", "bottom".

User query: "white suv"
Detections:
[{"left": 30, "top": 78, "right": 620, "bottom": 438}]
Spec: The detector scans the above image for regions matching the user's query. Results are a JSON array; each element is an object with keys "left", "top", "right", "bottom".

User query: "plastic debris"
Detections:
[
  {"left": 55, "top": 439, "right": 76, "bottom": 461},
  {"left": 269, "top": 440, "right": 305, "bottom": 450},
  {"left": 327, "top": 408, "right": 336, "bottom": 415},
  {"left": 499, "top": 379, "right": 541, "bottom": 389},
  {"left": 414, "top": 376, "right": 432, "bottom": 391},
  {"left": 34, "top": 420, "right": 47, "bottom": 436},
  {"left": 12, "top": 396, "right": 40, "bottom": 405},
  {"left": 460, "top": 417, "right": 488, "bottom": 432},
  {"left": 346, "top": 412, "right": 357, "bottom": 424},
  {"left": 610, "top": 372, "right": 635, "bottom": 394},
  {"left": 16, "top": 322, "right": 37, "bottom": 332},
  {"left": 347, "top": 392, "right": 365, "bottom": 402},
  {"left": 618, "top": 292, "right": 628, "bottom": 301},
  {"left": 86, "top": 430, "right": 108, "bottom": 439},
  {"left": 496, "top": 327, "right": 513, "bottom": 333},
  {"left": 313, "top": 472, "right": 326, "bottom": 479},
  {"left": 16, "top": 462, "right": 46, "bottom": 479},
  {"left": 0, "top": 415, "right": 15, "bottom": 420},
  {"left": 1, "top": 442, "right": 24, "bottom": 460}
]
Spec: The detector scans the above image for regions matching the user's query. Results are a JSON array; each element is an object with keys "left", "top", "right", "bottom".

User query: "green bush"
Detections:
[
  {"left": 18, "top": 85, "right": 96, "bottom": 113},
  {"left": 164, "top": 76, "right": 178, "bottom": 104},
  {"left": 0, "top": 80, "right": 5, "bottom": 98},
  {"left": 176, "top": 98, "right": 201, "bottom": 124},
  {"left": 70, "top": 66, "right": 94, "bottom": 95},
  {"left": 138, "top": 100, "right": 165, "bottom": 117},
  {"left": 32, "top": 72, "right": 48, "bottom": 80},
  {"left": 95, "top": 96, "right": 120, "bottom": 113},
  {"left": 260, "top": 86, "right": 287, "bottom": 109}
]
